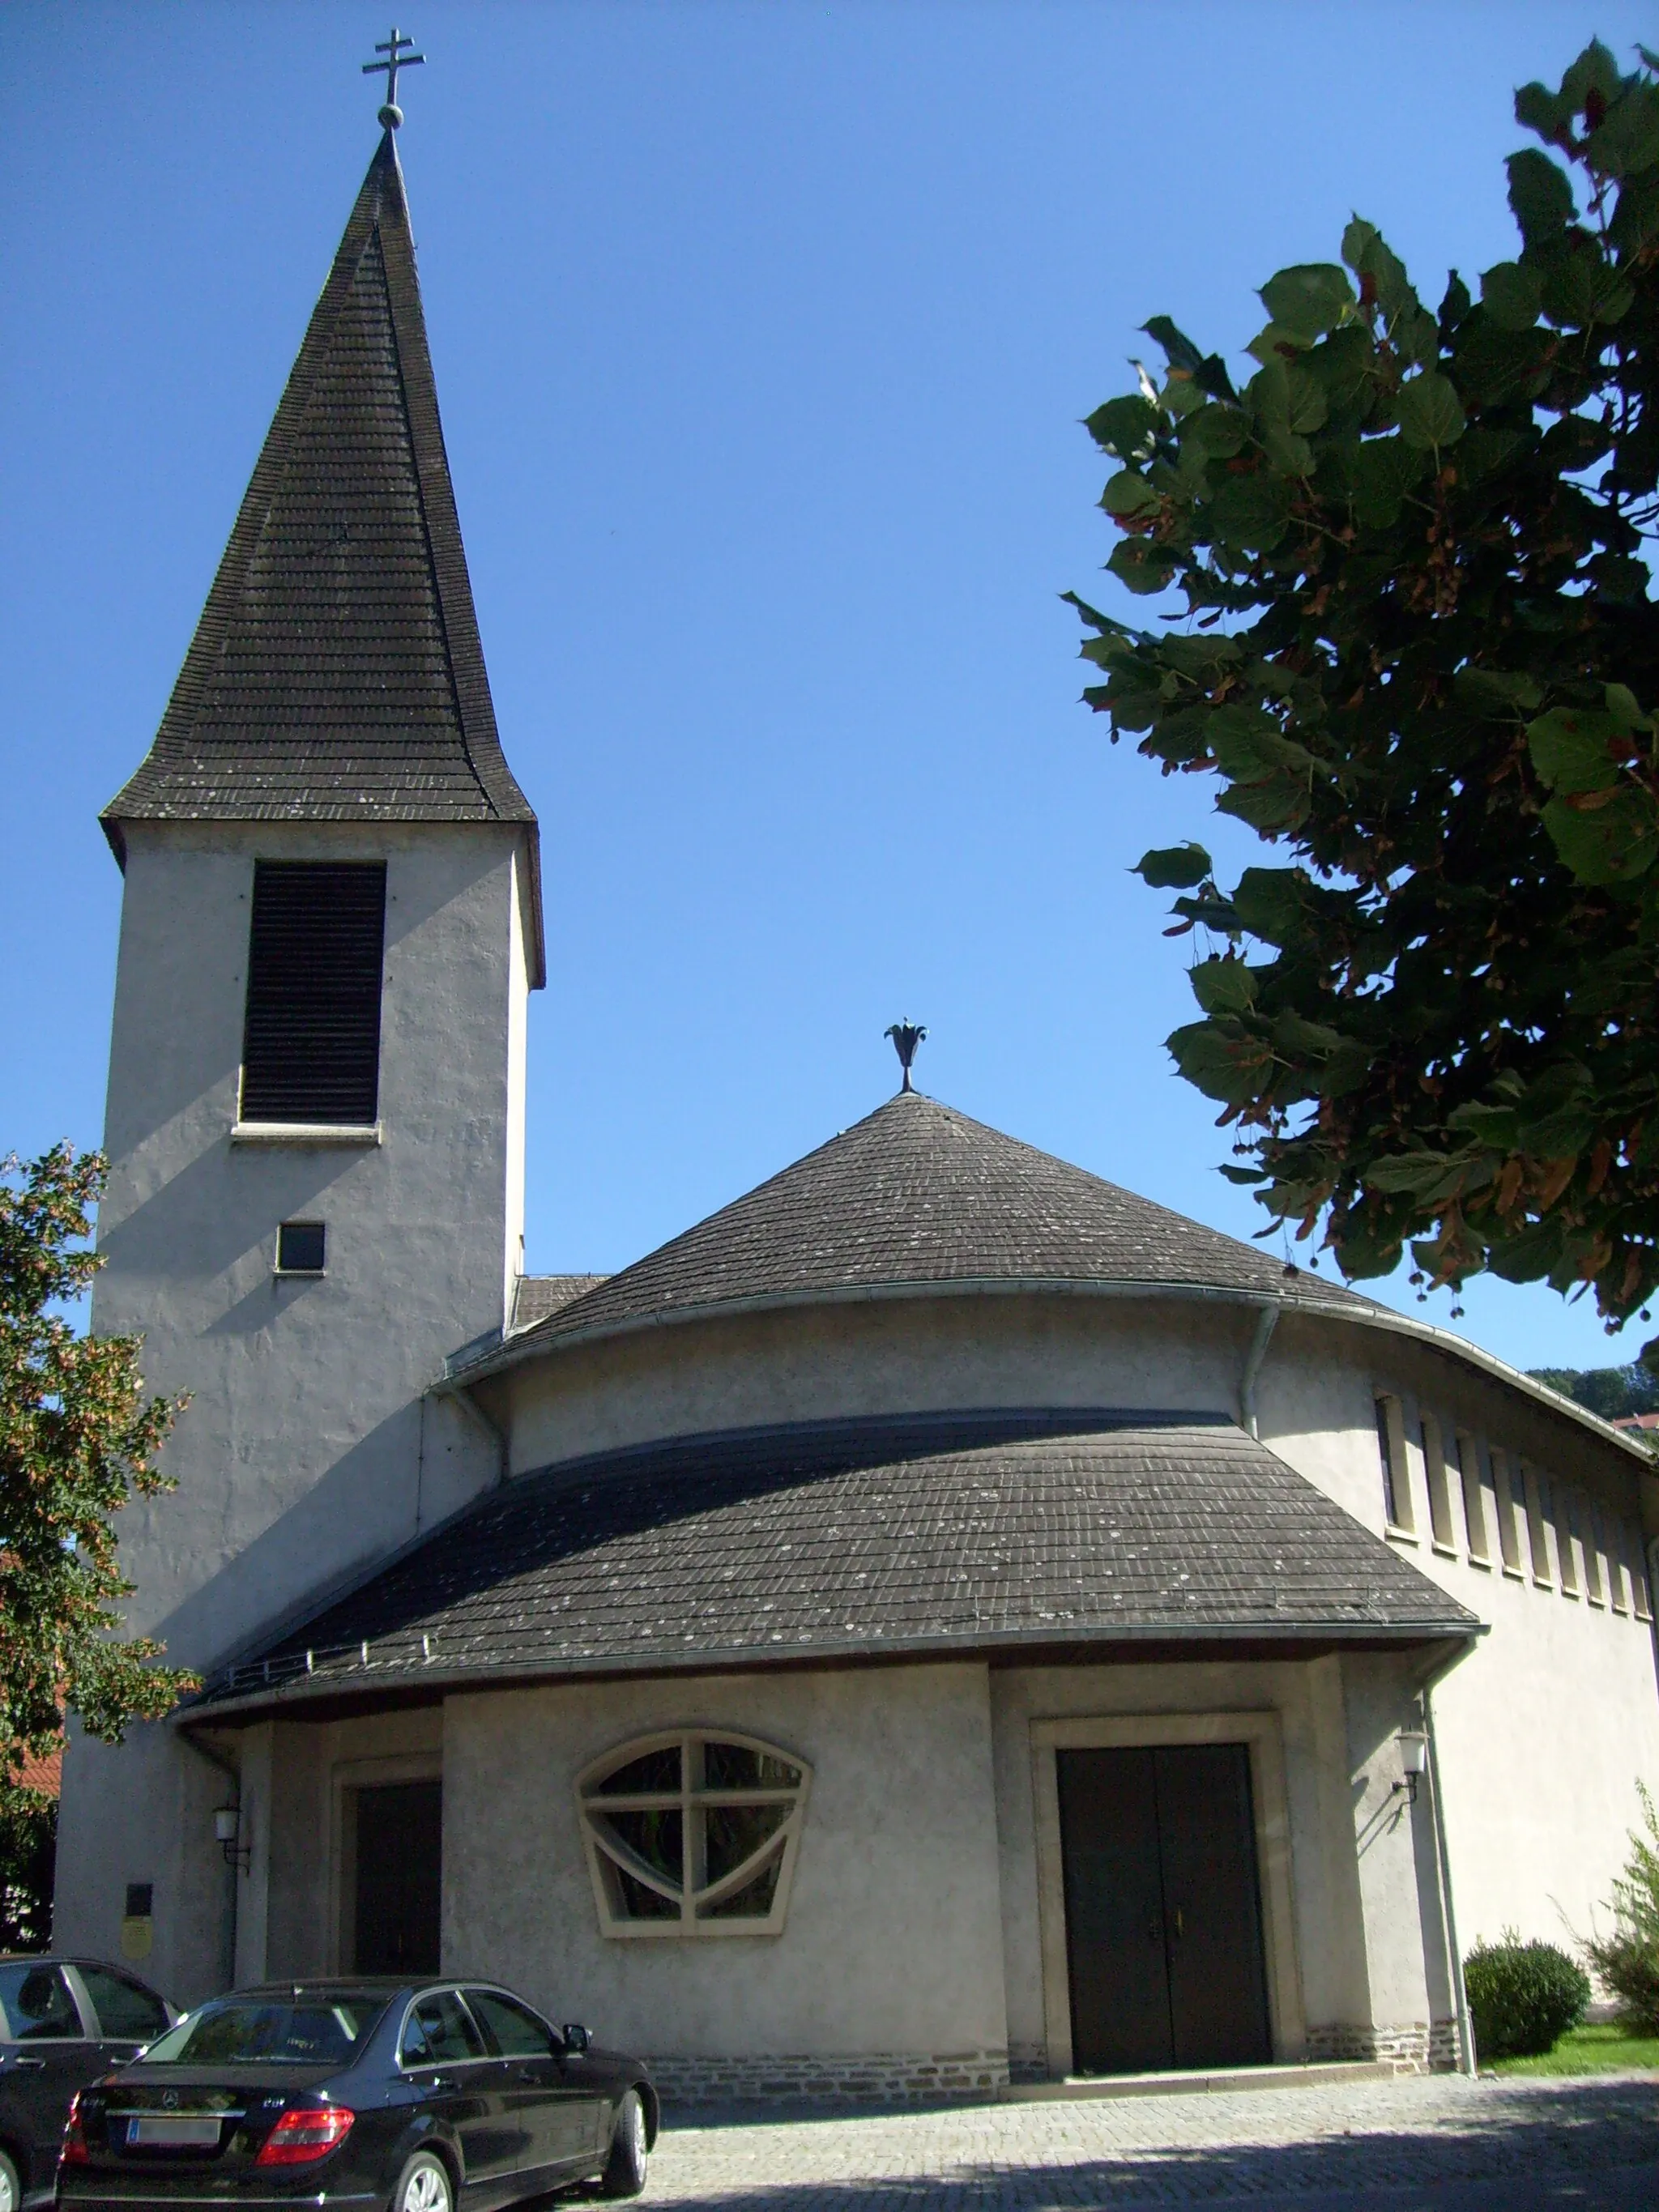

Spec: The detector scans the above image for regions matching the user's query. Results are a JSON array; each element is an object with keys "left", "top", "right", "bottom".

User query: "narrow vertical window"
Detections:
[
  {"left": 1627, "top": 1522, "right": 1654, "bottom": 1623},
  {"left": 1555, "top": 1481, "right": 1581, "bottom": 1598},
  {"left": 241, "top": 861, "right": 386, "bottom": 1124},
  {"left": 1456, "top": 1431, "right": 1490, "bottom": 1565},
  {"left": 1576, "top": 1491, "right": 1605, "bottom": 1607},
  {"left": 1608, "top": 1506, "right": 1631, "bottom": 1614},
  {"left": 1375, "top": 1395, "right": 1413, "bottom": 1533},
  {"left": 1491, "top": 1448, "right": 1525, "bottom": 1576},
  {"left": 1421, "top": 1413, "right": 1456, "bottom": 1554},
  {"left": 1522, "top": 1462, "right": 1556, "bottom": 1588}
]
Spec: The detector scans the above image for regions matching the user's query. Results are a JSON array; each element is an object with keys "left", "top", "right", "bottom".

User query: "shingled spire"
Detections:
[{"left": 104, "top": 132, "right": 543, "bottom": 973}]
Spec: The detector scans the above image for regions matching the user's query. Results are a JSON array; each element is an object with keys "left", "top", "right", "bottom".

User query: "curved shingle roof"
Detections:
[
  {"left": 502, "top": 1089, "right": 1364, "bottom": 1360},
  {"left": 198, "top": 1411, "right": 1474, "bottom": 1712}
]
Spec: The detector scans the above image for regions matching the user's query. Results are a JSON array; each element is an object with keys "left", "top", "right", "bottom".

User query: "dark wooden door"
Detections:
[
  {"left": 1056, "top": 1748, "right": 1171, "bottom": 2075},
  {"left": 1056, "top": 1744, "right": 1272, "bottom": 2075},
  {"left": 353, "top": 1779, "right": 442, "bottom": 1974}
]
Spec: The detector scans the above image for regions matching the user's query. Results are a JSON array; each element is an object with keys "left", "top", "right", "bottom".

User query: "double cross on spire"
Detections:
[{"left": 363, "top": 26, "right": 424, "bottom": 130}]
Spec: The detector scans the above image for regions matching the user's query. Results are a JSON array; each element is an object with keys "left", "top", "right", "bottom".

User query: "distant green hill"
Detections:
[{"left": 1525, "top": 1365, "right": 1659, "bottom": 1421}]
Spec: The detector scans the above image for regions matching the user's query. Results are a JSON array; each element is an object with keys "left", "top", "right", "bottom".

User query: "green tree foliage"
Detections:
[
  {"left": 1073, "top": 42, "right": 1659, "bottom": 1324},
  {"left": 0, "top": 1784, "right": 56, "bottom": 1951},
  {"left": 1584, "top": 1782, "right": 1659, "bottom": 2032},
  {"left": 0, "top": 1144, "right": 196, "bottom": 1784},
  {"left": 1526, "top": 1361, "right": 1659, "bottom": 1417}
]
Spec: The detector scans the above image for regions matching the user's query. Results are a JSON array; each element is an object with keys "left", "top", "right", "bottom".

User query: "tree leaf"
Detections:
[
  {"left": 1527, "top": 706, "right": 1623, "bottom": 793},
  {"left": 1397, "top": 372, "right": 1466, "bottom": 450},
  {"left": 1537, "top": 238, "right": 1634, "bottom": 328},
  {"left": 1587, "top": 83, "right": 1659, "bottom": 178},
  {"left": 1135, "top": 842, "right": 1213, "bottom": 889},
  {"left": 1455, "top": 667, "right": 1542, "bottom": 716},
  {"left": 1351, "top": 433, "right": 1428, "bottom": 523},
  {"left": 1181, "top": 403, "right": 1247, "bottom": 458},
  {"left": 1190, "top": 957, "right": 1259, "bottom": 1015},
  {"left": 1230, "top": 867, "right": 1307, "bottom": 946},
  {"left": 1166, "top": 1019, "right": 1273, "bottom": 1106},
  {"left": 1085, "top": 394, "right": 1160, "bottom": 458},
  {"left": 1341, "top": 218, "right": 1414, "bottom": 318},
  {"left": 1515, "top": 79, "right": 1574, "bottom": 143},
  {"left": 1451, "top": 312, "right": 1552, "bottom": 406},
  {"left": 1507, "top": 148, "right": 1576, "bottom": 245},
  {"left": 1480, "top": 260, "right": 1543, "bottom": 330},
  {"left": 1542, "top": 787, "right": 1659, "bottom": 885},
  {"left": 1105, "top": 538, "right": 1177, "bottom": 596},
  {"left": 1141, "top": 315, "right": 1206, "bottom": 375},
  {"left": 1100, "top": 468, "right": 1160, "bottom": 518},
  {"left": 1208, "top": 471, "right": 1291, "bottom": 550},
  {"left": 1259, "top": 263, "right": 1355, "bottom": 342}
]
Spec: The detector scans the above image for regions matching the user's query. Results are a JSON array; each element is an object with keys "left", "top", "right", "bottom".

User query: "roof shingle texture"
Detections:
[
  {"left": 507, "top": 1089, "right": 1367, "bottom": 1357},
  {"left": 104, "top": 133, "right": 534, "bottom": 839},
  {"left": 201, "top": 1411, "right": 1473, "bottom": 1710},
  {"left": 511, "top": 1275, "right": 611, "bottom": 1331}
]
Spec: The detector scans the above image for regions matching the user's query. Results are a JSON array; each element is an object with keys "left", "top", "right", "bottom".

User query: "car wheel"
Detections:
[
  {"left": 599, "top": 2089, "right": 648, "bottom": 2199},
  {"left": 392, "top": 2149, "right": 454, "bottom": 2212},
  {"left": 0, "top": 2148, "right": 19, "bottom": 2212}
]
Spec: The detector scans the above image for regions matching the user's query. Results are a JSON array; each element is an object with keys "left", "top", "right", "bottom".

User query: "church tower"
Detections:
[{"left": 53, "top": 128, "right": 544, "bottom": 1997}]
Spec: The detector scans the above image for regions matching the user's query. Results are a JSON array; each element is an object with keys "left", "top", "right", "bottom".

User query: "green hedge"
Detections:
[{"left": 1465, "top": 1935, "right": 1589, "bottom": 2061}]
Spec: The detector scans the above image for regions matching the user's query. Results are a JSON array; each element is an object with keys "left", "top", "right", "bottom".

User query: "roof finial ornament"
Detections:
[
  {"left": 363, "top": 25, "right": 424, "bottom": 130},
  {"left": 885, "top": 1020, "right": 927, "bottom": 1093}
]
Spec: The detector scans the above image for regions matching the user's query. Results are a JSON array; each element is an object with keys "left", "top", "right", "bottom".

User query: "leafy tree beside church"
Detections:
[
  {"left": 0, "top": 1144, "right": 195, "bottom": 1933},
  {"left": 1073, "top": 41, "right": 1659, "bottom": 1330}
]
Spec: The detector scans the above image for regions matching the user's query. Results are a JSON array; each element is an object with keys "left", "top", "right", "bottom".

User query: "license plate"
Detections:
[{"left": 126, "top": 2116, "right": 223, "bottom": 2147}]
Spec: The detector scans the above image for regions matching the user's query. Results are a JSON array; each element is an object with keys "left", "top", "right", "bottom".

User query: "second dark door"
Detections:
[
  {"left": 352, "top": 1779, "right": 442, "bottom": 1974},
  {"left": 1056, "top": 1743, "right": 1271, "bottom": 2076}
]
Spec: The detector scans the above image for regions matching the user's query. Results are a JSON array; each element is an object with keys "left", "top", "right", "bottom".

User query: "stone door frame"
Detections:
[{"left": 1030, "top": 1711, "right": 1306, "bottom": 2077}]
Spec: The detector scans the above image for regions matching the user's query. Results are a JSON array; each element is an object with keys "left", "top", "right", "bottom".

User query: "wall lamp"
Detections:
[
  {"left": 214, "top": 1805, "right": 250, "bottom": 1872},
  {"left": 1392, "top": 1731, "right": 1429, "bottom": 1806}
]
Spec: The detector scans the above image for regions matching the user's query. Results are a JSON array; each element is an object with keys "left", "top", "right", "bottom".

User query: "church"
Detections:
[{"left": 55, "top": 118, "right": 1659, "bottom": 2099}]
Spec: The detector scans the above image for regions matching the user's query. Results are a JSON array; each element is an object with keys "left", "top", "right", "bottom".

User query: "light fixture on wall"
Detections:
[
  {"left": 1392, "top": 1731, "right": 1429, "bottom": 1805},
  {"left": 214, "top": 1805, "right": 250, "bottom": 1871}
]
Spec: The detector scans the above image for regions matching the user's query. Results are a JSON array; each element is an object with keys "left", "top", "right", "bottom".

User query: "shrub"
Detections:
[
  {"left": 1465, "top": 1933, "right": 1589, "bottom": 2061},
  {"left": 0, "top": 1784, "right": 55, "bottom": 1951},
  {"left": 1585, "top": 1783, "right": 1659, "bottom": 2035}
]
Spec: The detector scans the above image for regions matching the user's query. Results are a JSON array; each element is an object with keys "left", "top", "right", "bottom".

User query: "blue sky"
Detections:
[{"left": 2, "top": 2, "right": 1652, "bottom": 1375}]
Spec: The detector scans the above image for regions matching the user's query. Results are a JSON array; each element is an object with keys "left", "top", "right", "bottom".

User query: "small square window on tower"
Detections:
[{"left": 276, "top": 1221, "right": 326, "bottom": 1275}]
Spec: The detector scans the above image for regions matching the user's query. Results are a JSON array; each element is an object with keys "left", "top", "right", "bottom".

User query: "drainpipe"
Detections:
[
  {"left": 1415, "top": 1642, "right": 1478, "bottom": 2078},
  {"left": 1239, "top": 1302, "right": 1279, "bottom": 1440},
  {"left": 186, "top": 1733, "right": 240, "bottom": 1993}
]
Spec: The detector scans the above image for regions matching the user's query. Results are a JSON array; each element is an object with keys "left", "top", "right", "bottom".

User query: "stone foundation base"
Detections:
[
  {"left": 1305, "top": 2018, "right": 1460, "bottom": 2072},
  {"left": 646, "top": 2050, "right": 1010, "bottom": 2103}
]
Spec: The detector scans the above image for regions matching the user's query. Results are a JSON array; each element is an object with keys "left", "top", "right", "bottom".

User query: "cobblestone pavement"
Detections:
[{"left": 646, "top": 2073, "right": 1659, "bottom": 2211}]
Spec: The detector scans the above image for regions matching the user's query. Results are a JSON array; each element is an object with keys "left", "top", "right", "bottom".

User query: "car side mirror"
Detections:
[{"left": 561, "top": 2022, "right": 591, "bottom": 2055}]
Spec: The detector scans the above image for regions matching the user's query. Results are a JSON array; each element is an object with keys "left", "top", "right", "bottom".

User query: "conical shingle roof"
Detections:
[
  {"left": 507, "top": 1089, "right": 1364, "bottom": 1358},
  {"left": 104, "top": 134, "right": 541, "bottom": 970}
]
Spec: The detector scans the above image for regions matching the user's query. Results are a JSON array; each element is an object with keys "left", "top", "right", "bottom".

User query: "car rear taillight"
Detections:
[
  {"left": 254, "top": 2107, "right": 355, "bottom": 2166},
  {"left": 61, "top": 2093, "right": 89, "bottom": 2166}
]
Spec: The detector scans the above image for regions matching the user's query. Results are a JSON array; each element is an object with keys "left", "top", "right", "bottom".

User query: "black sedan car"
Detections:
[
  {"left": 58, "top": 1980, "right": 656, "bottom": 2212},
  {"left": 0, "top": 1957, "right": 173, "bottom": 2211}
]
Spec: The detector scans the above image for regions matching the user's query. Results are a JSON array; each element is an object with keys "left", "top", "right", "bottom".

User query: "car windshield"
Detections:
[{"left": 140, "top": 1996, "right": 386, "bottom": 2067}]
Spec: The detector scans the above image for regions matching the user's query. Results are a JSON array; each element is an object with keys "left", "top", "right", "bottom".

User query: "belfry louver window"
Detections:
[{"left": 241, "top": 862, "right": 386, "bottom": 1124}]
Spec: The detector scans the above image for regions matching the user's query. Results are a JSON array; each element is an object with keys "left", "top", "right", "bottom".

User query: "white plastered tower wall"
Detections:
[
  {"left": 51, "top": 121, "right": 545, "bottom": 2004},
  {"left": 53, "top": 815, "right": 533, "bottom": 2001}
]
